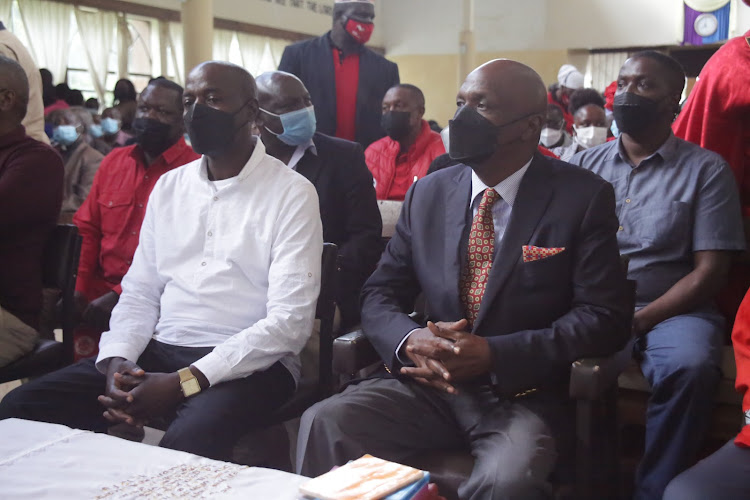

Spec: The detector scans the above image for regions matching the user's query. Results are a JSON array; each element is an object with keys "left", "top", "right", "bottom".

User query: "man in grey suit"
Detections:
[{"left": 296, "top": 59, "right": 632, "bottom": 499}]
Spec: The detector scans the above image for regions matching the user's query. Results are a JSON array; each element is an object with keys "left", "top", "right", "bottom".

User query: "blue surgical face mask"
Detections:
[
  {"left": 101, "top": 117, "right": 120, "bottom": 135},
  {"left": 610, "top": 119, "right": 621, "bottom": 138},
  {"left": 53, "top": 125, "right": 79, "bottom": 146},
  {"left": 89, "top": 124, "right": 103, "bottom": 138},
  {"left": 260, "top": 105, "right": 316, "bottom": 146}
]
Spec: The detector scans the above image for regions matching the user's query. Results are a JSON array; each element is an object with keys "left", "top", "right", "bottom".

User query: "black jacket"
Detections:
[
  {"left": 278, "top": 33, "right": 400, "bottom": 149},
  {"left": 297, "top": 132, "right": 383, "bottom": 328}
]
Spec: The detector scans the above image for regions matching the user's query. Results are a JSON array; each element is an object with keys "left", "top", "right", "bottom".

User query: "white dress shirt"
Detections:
[
  {"left": 96, "top": 138, "right": 323, "bottom": 386},
  {"left": 395, "top": 159, "right": 532, "bottom": 361},
  {"left": 286, "top": 139, "right": 317, "bottom": 171}
]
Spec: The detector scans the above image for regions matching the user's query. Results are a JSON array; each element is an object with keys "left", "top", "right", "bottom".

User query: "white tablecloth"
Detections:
[{"left": 0, "top": 418, "right": 308, "bottom": 499}]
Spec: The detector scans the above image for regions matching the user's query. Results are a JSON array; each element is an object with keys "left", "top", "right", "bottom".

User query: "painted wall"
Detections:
[
  {"left": 392, "top": 49, "right": 569, "bottom": 127},
  {"left": 122, "top": 0, "right": 385, "bottom": 45}
]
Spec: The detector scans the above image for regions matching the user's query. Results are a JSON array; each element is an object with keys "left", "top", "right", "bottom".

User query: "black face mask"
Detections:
[
  {"left": 184, "top": 103, "right": 246, "bottom": 156},
  {"left": 448, "top": 105, "right": 501, "bottom": 166},
  {"left": 612, "top": 92, "right": 662, "bottom": 136},
  {"left": 133, "top": 117, "right": 175, "bottom": 157},
  {"left": 381, "top": 111, "right": 412, "bottom": 141}
]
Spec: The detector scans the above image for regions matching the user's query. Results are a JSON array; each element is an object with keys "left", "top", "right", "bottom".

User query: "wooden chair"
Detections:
[{"left": 0, "top": 224, "right": 81, "bottom": 384}]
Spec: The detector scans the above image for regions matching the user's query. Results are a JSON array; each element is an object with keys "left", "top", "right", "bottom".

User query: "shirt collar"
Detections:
[
  {"left": 129, "top": 136, "right": 190, "bottom": 165},
  {"left": 287, "top": 138, "right": 317, "bottom": 171},
  {"left": 198, "top": 136, "right": 267, "bottom": 185},
  {"left": 610, "top": 132, "right": 679, "bottom": 164},
  {"left": 470, "top": 157, "right": 533, "bottom": 209}
]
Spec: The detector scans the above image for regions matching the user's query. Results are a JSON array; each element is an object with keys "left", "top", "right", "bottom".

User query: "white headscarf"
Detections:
[{"left": 558, "top": 64, "right": 584, "bottom": 90}]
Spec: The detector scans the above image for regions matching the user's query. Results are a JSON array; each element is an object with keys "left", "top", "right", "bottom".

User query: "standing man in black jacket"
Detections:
[
  {"left": 278, "top": 0, "right": 399, "bottom": 149},
  {"left": 255, "top": 71, "right": 382, "bottom": 332}
]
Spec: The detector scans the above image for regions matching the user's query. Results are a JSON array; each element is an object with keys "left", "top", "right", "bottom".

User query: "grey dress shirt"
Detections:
[{"left": 569, "top": 134, "right": 745, "bottom": 309}]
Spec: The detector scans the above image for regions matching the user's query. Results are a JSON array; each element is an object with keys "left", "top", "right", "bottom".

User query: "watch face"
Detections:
[
  {"left": 694, "top": 13, "right": 719, "bottom": 37},
  {"left": 182, "top": 378, "right": 201, "bottom": 397}
]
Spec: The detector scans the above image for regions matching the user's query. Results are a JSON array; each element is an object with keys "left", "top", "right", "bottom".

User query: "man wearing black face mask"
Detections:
[
  {"left": 365, "top": 84, "right": 444, "bottom": 200},
  {"left": 256, "top": 71, "right": 381, "bottom": 337},
  {"left": 70, "top": 78, "right": 199, "bottom": 361},
  {"left": 298, "top": 59, "right": 630, "bottom": 498},
  {"left": 278, "top": 0, "right": 399, "bottom": 149},
  {"left": 569, "top": 51, "right": 745, "bottom": 500},
  {"left": 0, "top": 62, "right": 323, "bottom": 462}
]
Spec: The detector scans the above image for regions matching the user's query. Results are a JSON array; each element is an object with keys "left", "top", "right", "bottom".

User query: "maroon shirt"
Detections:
[{"left": 0, "top": 125, "right": 63, "bottom": 329}]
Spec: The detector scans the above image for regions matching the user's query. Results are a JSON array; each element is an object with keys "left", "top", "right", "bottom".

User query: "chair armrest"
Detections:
[
  {"left": 569, "top": 341, "right": 634, "bottom": 400},
  {"left": 332, "top": 329, "right": 381, "bottom": 376}
]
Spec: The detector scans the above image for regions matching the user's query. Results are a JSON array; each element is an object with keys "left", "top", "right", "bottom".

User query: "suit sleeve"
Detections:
[
  {"left": 360, "top": 183, "right": 422, "bottom": 369},
  {"left": 278, "top": 45, "right": 299, "bottom": 75},
  {"left": 486, "top": 181, "right": 632, "bottom": 395},
  {"left": 335, "top": 142, "right": 383, "bottom": 327}
]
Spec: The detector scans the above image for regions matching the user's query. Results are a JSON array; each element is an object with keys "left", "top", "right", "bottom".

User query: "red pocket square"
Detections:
[{"left": 522, "top": 245, "right": 566, "bottom": 263}]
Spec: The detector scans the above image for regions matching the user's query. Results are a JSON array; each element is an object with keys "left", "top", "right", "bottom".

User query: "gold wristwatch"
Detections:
[{"left": 178, "top": 367, "right": 202, "bottom": 398}]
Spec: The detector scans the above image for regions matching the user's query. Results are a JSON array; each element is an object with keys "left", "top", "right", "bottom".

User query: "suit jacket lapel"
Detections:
[
  {"left": 473, "top": 156, "right": 554, "bottom": 330},
  {"left": 295, "top": 147, "right": 323, "bottom": 187},
  {"left": 444, "top": 166, "right": 472, "bottom": 317}
]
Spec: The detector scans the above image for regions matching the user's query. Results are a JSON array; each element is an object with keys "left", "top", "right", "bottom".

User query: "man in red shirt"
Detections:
[
  {"left": 663, "top": 286, "right": 750, "bottom": 499},
  {"left": 278, "top": 0, "right": 400, "bottom": 149},
  {"left": 365, "top": 84, "right": 445, "bottom": 200},
  {"left": 72, "top": 78, "right": 199, "bottom": 359},
  {"left": 0, "top": 56, "right": 63, "bottom": 367}
]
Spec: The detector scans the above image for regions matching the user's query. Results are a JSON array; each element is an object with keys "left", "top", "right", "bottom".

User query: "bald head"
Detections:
[
  {"left": 256, "top": 71, "right": 309, "bottom": 110},
  {"left": 452, "top": 59, "right": 547, "bottom": 177},
  {"left": 0, "top": 55, "right": 30, "bottom": 123},
  {"left": 465, "top": 59, "right": 547, "bottom": 120},
  {"left": 187, "top": 61, "right": 257, "bottom": 102}
]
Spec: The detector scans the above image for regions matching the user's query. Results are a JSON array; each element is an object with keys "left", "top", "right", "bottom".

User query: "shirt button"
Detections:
[
  {"left": 618, "top": 226, "right": 624, "bottom": 231},
  {"left": 201, "top": 262, "right": 207, "bottom": 266},
  {"left": 207, "top": 231, "right": 213, "bottom": 237},
  {"left": 108, "top": 201, "right": 113, "bottom": 206},
  {"left": 625, "top": 199, "right": 631, "bottom": 203},
  {"left": 126, "top": 259, "right": 132, "bottom": 264},
  {"left": 308, "top": 272, "right": 312, "bottom": 277},
  {"left": 213, "top": 196, "right": 219, "bottom": 201},
  {"left": 138, "top": 203, "right": 143, "bottom": 208},
  {"left": 144, "top": 175, "right": 149, "bottom": 180},
  {"left": 131, "top": 231, "right": 136, "bottom": 235}
]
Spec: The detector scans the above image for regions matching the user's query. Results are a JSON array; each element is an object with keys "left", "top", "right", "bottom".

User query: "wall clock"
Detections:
[{"left": 694, "top": 13, "right": 719, "bottom": 37}]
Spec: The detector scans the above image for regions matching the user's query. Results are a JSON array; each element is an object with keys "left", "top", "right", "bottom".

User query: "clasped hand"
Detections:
[
  {"left": 399, "top": 319, "right": 492, "bottom": 394},
  {"left": 97, "top": 358, "right": 182, "bottom": 428}
]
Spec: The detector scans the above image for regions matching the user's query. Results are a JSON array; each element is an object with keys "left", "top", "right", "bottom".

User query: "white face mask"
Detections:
[
  {"left": 574, "top": 125, "right": 608, "bottom": 149},
  {"left": 539, "top": 127, "right": 563, "bottom": 148}
]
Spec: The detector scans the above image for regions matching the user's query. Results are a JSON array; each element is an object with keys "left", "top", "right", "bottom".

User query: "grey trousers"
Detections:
[
  {"left": 0, "top": 306, "right": 38, "bottom": 368},
  {"left": 297, "top": 377, "right": 557, "bottom": 500},
  {"left": 663, "top": 439, "right": 750, "bottom": 500}
]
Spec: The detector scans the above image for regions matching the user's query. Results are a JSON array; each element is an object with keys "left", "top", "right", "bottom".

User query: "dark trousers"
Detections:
[
  {"left": 297, "top": 377, "right": 562, "bottom": 500},
  {"left": 663, "top": 439, "right": 750, "bottom": 500},
  {"left": 0, "top": 340, "right": 295, "bottom": 461}
]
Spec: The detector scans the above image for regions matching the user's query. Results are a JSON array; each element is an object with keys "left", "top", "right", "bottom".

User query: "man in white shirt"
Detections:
[{"left": 0, "top": 62, "right": 323, "bottom": 461}]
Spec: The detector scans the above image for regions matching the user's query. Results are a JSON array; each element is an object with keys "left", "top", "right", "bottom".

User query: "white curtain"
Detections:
[
  {"left": 584, "top": 51, "right": 632, "bottom": 92},
  {"left": 74, "top": 8, "right": 117, "bottom": 104},
  {"left": 237, "top": 32, "right": 268, "bottom": 77},
  {"left": 17, "top": 0, "right": 72, "bottom": 84},
  {"left": 0, "top": 0, "right": 12, "bottom": 25},
  {"left": 168, "top": 22, "right": 185, "bottom": 86},
  {"left": 213, "top": 29, "right": 234, "bottom": 63},
  {"left": 267, "top": 37, "right": 291, "bottom": 69}
]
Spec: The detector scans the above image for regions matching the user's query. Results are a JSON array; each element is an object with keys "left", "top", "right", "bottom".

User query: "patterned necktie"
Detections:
[{"left": 460, "top": 188, "right": 500, "bottom": 326}]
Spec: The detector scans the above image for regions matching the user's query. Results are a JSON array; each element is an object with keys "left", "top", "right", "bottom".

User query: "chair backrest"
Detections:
[
  {"left": 42, "top": 224, "right": 82, "bottom": 363},
  {"left": 316, "top": 243, "right": 338, "bottom": 396}
]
